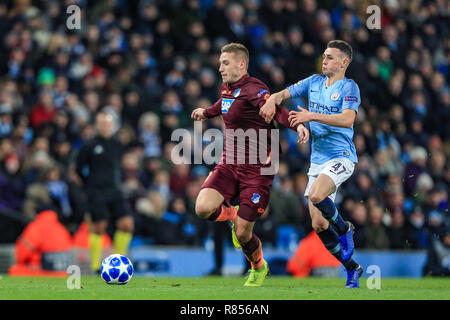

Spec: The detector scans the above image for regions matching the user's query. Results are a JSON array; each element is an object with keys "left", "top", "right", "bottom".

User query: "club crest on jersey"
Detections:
[
  {"left": 233, "top": 89, "right": 241, "bottom": 98},
  {"left": 251, "top": 193, "right": 261, "bottom": 204},
  {"left": 331, "top": 91, "right": 340, "bottom": 101},
  {"left": 221, "top": 98, "right": 235, "bottom": 114}
]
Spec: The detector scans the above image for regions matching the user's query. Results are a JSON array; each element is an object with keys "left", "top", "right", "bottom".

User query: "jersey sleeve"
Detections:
[
  {"left": 203, "top": 98, "right": 222, "bottom": 118},
  {"left": 247, "top": 83, "right": 299, "bottom": 131},
  {"left": 342, "top": 81, "right": 361, "bottom": 113},
  {"left": 287, "top": 75, "right": 313, "bottom": 98},
  {"left": 247, "top": 84, "right": 271, "bottom": 109},
  {"left": 274, "top": 105, "right": 299, "bottom": 132}
]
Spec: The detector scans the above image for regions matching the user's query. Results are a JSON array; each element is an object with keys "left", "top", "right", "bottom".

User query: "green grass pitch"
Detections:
[{"left": 0, "top": 275, "right": 448, "bottom": 300}]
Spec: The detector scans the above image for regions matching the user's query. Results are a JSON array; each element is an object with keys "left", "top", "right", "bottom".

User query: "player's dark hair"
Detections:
[
  {"left": 221, "top": 43, "right": 250, "bottom": 66},
  {"left": 327, "top": 40, "right": 353, "bottom": 62}
]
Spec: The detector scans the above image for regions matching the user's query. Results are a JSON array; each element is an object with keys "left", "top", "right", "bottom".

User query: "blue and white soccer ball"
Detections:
[{"left": 100, "top": 254, "right": 133, "bottom": 285}]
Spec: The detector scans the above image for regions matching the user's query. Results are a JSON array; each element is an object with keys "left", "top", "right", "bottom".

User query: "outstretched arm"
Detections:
[
  {"left": 253, "top": 86, "right": 309, "bottom": 143},
  {"left": 289, "top": 107, "right": 356, "bottom": 128},
  {"left": 274, "top": 104, "right": 296, "bottom": 129},
  {"left": 191, "top": 99, "right": 222, "bottom": 121},
  {"left": 191, "top": 108, "right": 207, "bottom": 121}
]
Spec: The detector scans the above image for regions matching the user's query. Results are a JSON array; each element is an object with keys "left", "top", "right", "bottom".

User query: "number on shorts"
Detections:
[{"left": 330, "top": 162, "right": 346, "bottom": 175}]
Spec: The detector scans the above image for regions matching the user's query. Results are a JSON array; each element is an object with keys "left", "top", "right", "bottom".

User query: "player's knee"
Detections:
[
  {"left": 312, "top": 217, "right": 328, "bottom": 233},
  {"left": 195, "top": 202, "right": 215, "bottom": 219},
  {"left": 308, "top": 192, "right": 326, "bottom": 205},
  {"left": 235, "top": 228, "right": 252, "bottom": 245},
  {"left": 236, "top": 233, "right": 252, "bottom": 245}
]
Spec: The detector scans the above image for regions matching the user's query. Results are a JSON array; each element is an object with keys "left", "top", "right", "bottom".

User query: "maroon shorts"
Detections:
[{"left": 201, "top": 163, "right": 274, "bottom": 221}]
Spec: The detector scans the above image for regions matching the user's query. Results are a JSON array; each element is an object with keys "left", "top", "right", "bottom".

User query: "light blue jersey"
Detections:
[{"left": 287, "top": 74, "right": 360, "bottom": 165}]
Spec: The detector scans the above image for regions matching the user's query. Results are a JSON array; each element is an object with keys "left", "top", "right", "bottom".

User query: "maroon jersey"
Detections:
[{"left": 203, "top": 73, "right": 298, "bottom": 166}]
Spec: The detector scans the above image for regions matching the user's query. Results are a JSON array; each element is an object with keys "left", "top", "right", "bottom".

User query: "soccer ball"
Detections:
[{"left": 100, "top": 254, "right": 133, "bottom": 285}]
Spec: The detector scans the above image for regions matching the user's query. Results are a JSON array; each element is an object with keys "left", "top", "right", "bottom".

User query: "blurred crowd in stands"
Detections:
[{"left": 0, "top": 0, "right": 448, "bottom": 256}]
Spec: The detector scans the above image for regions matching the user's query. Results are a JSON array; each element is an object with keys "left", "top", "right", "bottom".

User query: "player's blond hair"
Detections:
[{"left": 221, "top": 43, "right": 249, "bottom": 67}]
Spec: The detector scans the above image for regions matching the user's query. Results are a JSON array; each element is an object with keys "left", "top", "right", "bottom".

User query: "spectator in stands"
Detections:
[
  {"left": 349, "top": 202, "right": 367, "bottom": 248},
  {"left": 152, "top": 196, "right": 193, "bottom": 245},
  {"left": 135, "top": 189, "right": 165, "bottom": 237},
  {"left": 423, "top": 227, "right": 450, "bottom": 277},
  {"left": 0, "top": 103, "right": 13, "bottom": 138},
  {"left": 405, "top": 206, "right": 428, "bottom": 249},
  {"left": 138, "top": 112, "right": 162, "bottom": 158},
  {"left": 414, "top": 172, "right": 435, "bottom": 206},
  {"left": 387, "top": 210, "right": 410, "bottom": 249},
  {"left": 269, "top": 175, "right": 303, "bottom": 227},
  {"left": 29, "top": 89, "right": 58, "bottom": 130},
  {"left": 403, "top": 146, "right": 428, "bottom": 197},
  {"left": 347, "top": 170, "right": 376, "bottom": 203},
  {"left": 0, "top": 153, "right": 26, "bottom": 211},
  {"left": 170, "top": 163, "right": 192, "bottom": 197},
  {"left": 121, "top": 151, "right": 146, "bottom": 209},
  {"left": 429, "top": 150, "right": 446, "bottom": 185},
  {"left": 365, "top": 205, "right": 390, "bottom": 249}
]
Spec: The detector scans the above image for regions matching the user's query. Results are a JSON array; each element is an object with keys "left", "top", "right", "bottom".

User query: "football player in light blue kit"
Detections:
[{"left": 259, "top": 40, "right": 363, "bottom": 288}]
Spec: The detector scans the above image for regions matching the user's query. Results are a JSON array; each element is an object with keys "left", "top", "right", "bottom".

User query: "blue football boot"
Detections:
[
  {"left": 339, "top": 221, "right": 355, "bottom": 261},
  {"left": 345, "top": 265, "right": 364, "bottom": 288}
]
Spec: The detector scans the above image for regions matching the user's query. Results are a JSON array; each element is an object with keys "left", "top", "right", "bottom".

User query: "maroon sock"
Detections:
[{"left": 241, "top": 234, "right": 264, "bottom": 269}]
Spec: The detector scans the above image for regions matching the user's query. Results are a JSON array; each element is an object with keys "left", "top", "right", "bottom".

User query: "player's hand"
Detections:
[
  {"left": 191, "top": 108, "right": 207, "bottom": 121},
  {"left": 259, "top": 99, "right": 276, "bottom": 123},
  {"left": 289, "top": 106, "right": 312, "bottom": 126},
  {"left": 297, "top": 124, "right": 309, "bottom": 144}
]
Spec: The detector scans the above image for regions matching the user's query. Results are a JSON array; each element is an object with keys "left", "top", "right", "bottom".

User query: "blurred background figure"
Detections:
[
  {"left": 423, "top": 228, "right": 450, "bottom": 277},
  {"left": 75, "top": 111, "right": 134, "bottom": 273},
  {"left": 8, "top": 209, "right": 72, "bottom": 277},
  {"left": 287, "top": 231, "right": 341, "bottom": 278}
]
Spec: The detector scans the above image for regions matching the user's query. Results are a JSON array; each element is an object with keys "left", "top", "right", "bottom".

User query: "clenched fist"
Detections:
[{"left": 191, "top": 108, "right": 207, "bottom": 121}]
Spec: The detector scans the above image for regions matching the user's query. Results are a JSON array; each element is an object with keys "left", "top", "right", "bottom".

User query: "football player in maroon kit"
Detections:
[{"left": 191, "top": 43, "right": 309, "bottom": 286}]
